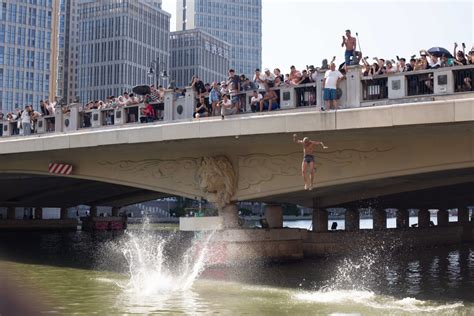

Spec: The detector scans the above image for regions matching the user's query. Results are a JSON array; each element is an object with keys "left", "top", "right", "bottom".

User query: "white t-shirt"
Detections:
[
  {"left": 324, "top": 70, "right": 343, "bottom": 89},
  {"left": 263, "top": 72, "right": 276, "bottom": 83},
  {"left": 251, "top": 94, "right": 263, "bottom": 104},
  {"left": 21, "top": 110, "right": 30, "bottom": 124},
  {"left": 222, "top": 99, "right": 232, "bottom": 109},
  {"left": 253, "top": 73, "right": 266, "bottom": 89}
]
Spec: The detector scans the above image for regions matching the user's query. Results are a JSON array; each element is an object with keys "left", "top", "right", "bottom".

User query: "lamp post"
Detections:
[{"left": 147, "top": 58, "right": 169, "bottom": 87}]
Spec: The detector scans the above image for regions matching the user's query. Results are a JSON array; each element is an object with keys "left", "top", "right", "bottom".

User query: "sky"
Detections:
[{"left": 162, "top": 0, "right": 473, "bottom": 73}]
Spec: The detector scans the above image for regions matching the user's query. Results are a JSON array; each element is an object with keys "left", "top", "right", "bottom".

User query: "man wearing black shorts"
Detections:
[{"left": 293, "top": 134, "right": 328, "bottom": 190}]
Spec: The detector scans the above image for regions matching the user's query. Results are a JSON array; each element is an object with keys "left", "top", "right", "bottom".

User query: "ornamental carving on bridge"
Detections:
[
  {"left": 98, "top": 156, "right": 237, "bottom": 208},
  {"left": 98, "top": 158, "right": 200, "bottom": 190},
  {"left": 197, "top": 156, "right": 236, "bottom": 209},
  {"left": 237, "top": 147, "right": 395, "bottom": 190}
]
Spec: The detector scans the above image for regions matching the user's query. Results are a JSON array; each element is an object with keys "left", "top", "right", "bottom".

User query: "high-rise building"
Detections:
[
  {"left": 170, "top": 29, "right": 230, "bottom": 88},
  {"left": 176, "top": 0, "right": 262, "bottom": 79},
  {"left": 76, "top": 0, "right": 170, "bottom": 103},
  {"left": 0, "top": 0, "right": 61, "bottom": 112},
  {"left": 57, "top": 0, "right": 79, "bottom": 104}
]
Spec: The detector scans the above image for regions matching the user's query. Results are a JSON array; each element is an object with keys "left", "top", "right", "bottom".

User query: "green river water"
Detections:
[{"left": 0, "top": 227, "right": 472, "bottom": 315}]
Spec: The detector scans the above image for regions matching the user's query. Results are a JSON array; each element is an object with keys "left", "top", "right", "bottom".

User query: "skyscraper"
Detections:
[
  {"left": 57, "top": 0, "right": 79, "bottom": 104},
  {"left": 170, "top": 29, "right": 230, "bottom": 87},
  {"left": 76, "top": 0, "right": 170, "bottom": 103},
  {"left": 176, "top": 0, "right": 262, "bottom": 78},
  {"left": 0, "top": 0, "right": 61, "bottom": 112}
]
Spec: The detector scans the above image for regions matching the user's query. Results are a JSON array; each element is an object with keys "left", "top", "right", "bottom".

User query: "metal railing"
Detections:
[
  {"left": 361, "top": 77, "right": 388, "bottom": 100},
  {"left": 406, "top": 70, "right": 434, "bottom": 96},
  {"left": 1, "top": 64, "right": 473, "bottom": 139},
  {"left": 453, "top": 67, "right": 474, "bottom": 93}
]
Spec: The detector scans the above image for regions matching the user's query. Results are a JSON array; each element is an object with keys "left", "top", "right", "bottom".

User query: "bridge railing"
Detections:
[{"left": 1, "top": 65, "right": 473, "bottom": 138}]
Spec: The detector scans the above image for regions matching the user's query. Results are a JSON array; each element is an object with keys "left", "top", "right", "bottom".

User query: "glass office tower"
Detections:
[{"left": 176, "top": 0, "right": 262, "bottom": 78}]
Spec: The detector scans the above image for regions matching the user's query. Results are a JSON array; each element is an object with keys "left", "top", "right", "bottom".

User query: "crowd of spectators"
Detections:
[{"left": 1, "top": 30, "right": 473, "bottom": 135}]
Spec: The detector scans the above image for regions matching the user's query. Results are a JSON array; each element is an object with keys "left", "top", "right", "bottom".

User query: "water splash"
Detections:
[
  {"left": 295, "top": 290, "right": 464, "bottom": 313},
  {"left": 116, "top": 219, "right": 215, "bottom": 295}
]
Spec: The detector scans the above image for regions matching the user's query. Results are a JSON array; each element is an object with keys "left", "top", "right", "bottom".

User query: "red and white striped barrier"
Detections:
[{"left": 48, "top": 163, "right": 73, "bottom": 175}]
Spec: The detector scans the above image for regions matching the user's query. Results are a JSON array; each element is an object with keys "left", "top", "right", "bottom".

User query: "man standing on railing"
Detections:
[
  {"left": 322, "top": 63, "right": 344, "bottom": 111},
  {"left": 341, "top": 30, "right": 357, "bottom": 69},
  {"left": 293, "top": 134, "right": 328, "bottom": 191}
]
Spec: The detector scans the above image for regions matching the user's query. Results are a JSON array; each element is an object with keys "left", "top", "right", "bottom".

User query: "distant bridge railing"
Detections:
[{"left": 1, "top": 64, "right": 473, "bottom": 138}]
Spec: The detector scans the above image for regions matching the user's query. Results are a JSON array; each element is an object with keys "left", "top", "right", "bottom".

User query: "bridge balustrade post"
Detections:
[
  {"left": 373, "top": 209, "right": 387, "bottom": 230},
  {"left": 278, "top": 85, "right": 296, "bottom": 109},
  {"left": 316, "top": 69, "right": 325, "bottom": 109},
  {"left": 396, "top": 209, "right": 410, "bottom": 229},
  {"left": 54, "top": 106, "right": 63, "bottom": 133},
  {"left": 345, "top": 65, "right": 362, "bottom": 108},
  {"left": 388, "top": 75, "right": 407, "bottom": 99},
  {"left": 437, "top": 209, "right": 449, "bottom": 226},
  {"left": 7, "top": 207, "right": 15, "bottom": 220},
  {"left": 265, "top": 204, "right": 283, "bottom": 229},
  {"left": 163, "top": 90, "right": 174, "bottom": 121},
  {"left": 434, "top": 70, "right": 454, "bottom": 95},
  {"left": 345, "top": 208, "right": 360, "bottom": 231},
  {"left": 418, "top": 209, "right": 431, "bottom": 228},
  {"left": 34, "top": 207, "right": 43, "bottom": 220},
  {"left": 184, "top": 87, "right": 196, "bottom": 119},
  {"left": 60, "top": 207, "right": 68, "bottom": 220},
  {"left": 457, "top": 207, "right": 470, "bottom": 223},
  {"left": 67, "top": 103, "right": 80, "bottom": 131}
]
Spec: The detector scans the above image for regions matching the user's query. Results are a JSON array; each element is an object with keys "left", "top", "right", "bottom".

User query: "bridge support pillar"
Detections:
[
  {"left": 7, "top": 207, "right": 15, "bottom": 220},
  {"left": 345, "top": 208, "right": 359, "bottom": 231},
  {"left": 418, "top": 209, "right": 430, "bottom": 228},
  {"left": 312, "top": 208, "right": 328, "bottom": 232},
  {"left": 457, "top": 207, "right": 470, "bottom": 223},
  {"left": 90, "top": 206, "right": 97, "bottom": 218},
  {"left": 112, "top": 207, "right": 120, "bottom": 217},
  {"left": 34, "top": 207, "right": 43, "bottom": 220},
  {"left": 60, "top": 207, "right": 68, "bottom": 220},
  {"left": 219, "top": 204, "right": 239, "bottom": 229},
  {"left": 265, "top": 204, "right": 283, "bottom": 229},
  {"left": 373, "top": 209, "right": 387, "bottom": 230},
  {"left": 437, "top": 209, "right": 449, "bottom": 226},
  {"left": 396, "top": 209, "right": 410, "bottom": 229}
]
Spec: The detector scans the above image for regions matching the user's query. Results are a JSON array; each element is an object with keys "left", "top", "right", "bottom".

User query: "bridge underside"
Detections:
[
  {"left": 259, "top": 167, "right": 474, "bottom": 209},
  {"left": 0, "top": 174, "right": 168, "bottom": 208},
  {"left": 1, "top": 168, "right": 473, "bottom": 210}
]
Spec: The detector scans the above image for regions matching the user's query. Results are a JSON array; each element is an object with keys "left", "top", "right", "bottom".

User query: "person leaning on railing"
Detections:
[{"left": 209, "top": 81, "right": 221, "bottom": 116}]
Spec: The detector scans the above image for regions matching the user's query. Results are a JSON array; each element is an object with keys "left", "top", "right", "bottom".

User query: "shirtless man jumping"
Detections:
[{"left": 293, "top": 134, "right": 328, "bottom": 190}]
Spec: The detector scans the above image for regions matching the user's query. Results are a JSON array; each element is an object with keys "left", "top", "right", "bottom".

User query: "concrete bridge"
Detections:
[
  {"left": 0, "top": 65, "right": 473, "bottom": 260},
  {"left": 1, "top": 96, "right": 473, "bottom": 208}
]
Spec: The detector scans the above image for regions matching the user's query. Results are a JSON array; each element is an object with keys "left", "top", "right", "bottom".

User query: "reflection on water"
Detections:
[{"left": 0, "top": 226, "right": 473, "bottom": 315}]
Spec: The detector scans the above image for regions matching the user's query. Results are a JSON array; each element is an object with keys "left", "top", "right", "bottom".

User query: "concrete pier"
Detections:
[
  {"left": 89, "top": 206, "right": 97, "bottom": 218},
  {"left": 7, "top": 207, "right": 15, "bottom": 220},
  {"left": 458, "top": 207, "right": 470, "bottom": 223},
  {"left": 396, "top": 209, "right": 410, "bottom": 228},
  {"left": 437, "top": 209, "right": 449, "bottom": 226},
  {"left": 112, "top": 207, "right": 120, "bottom": 217},
  {"left": 312, "top": 208, "right": 328, "bottom": 232},
  {"left": 60, "top": 207, "right": 68, "bottom": 220},
  {"left": 34, "top": 207, "right": 43, "bottom": 220},
  {"left": 345, "top": 209, "right": 359, "bottom": 231},
  {"left": 265, "top": 204, "right": 283, "bottom": 228},
  {"left": 418, "top": 209, "right": 431, "bottom": 228},
  {"left": 373, "top": 209, "right": 387, "bottom": 230}
]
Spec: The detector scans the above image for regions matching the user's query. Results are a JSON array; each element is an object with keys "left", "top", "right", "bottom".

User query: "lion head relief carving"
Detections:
[{"left": 197, "top": 156, "right": 236, "bottom": 209}]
